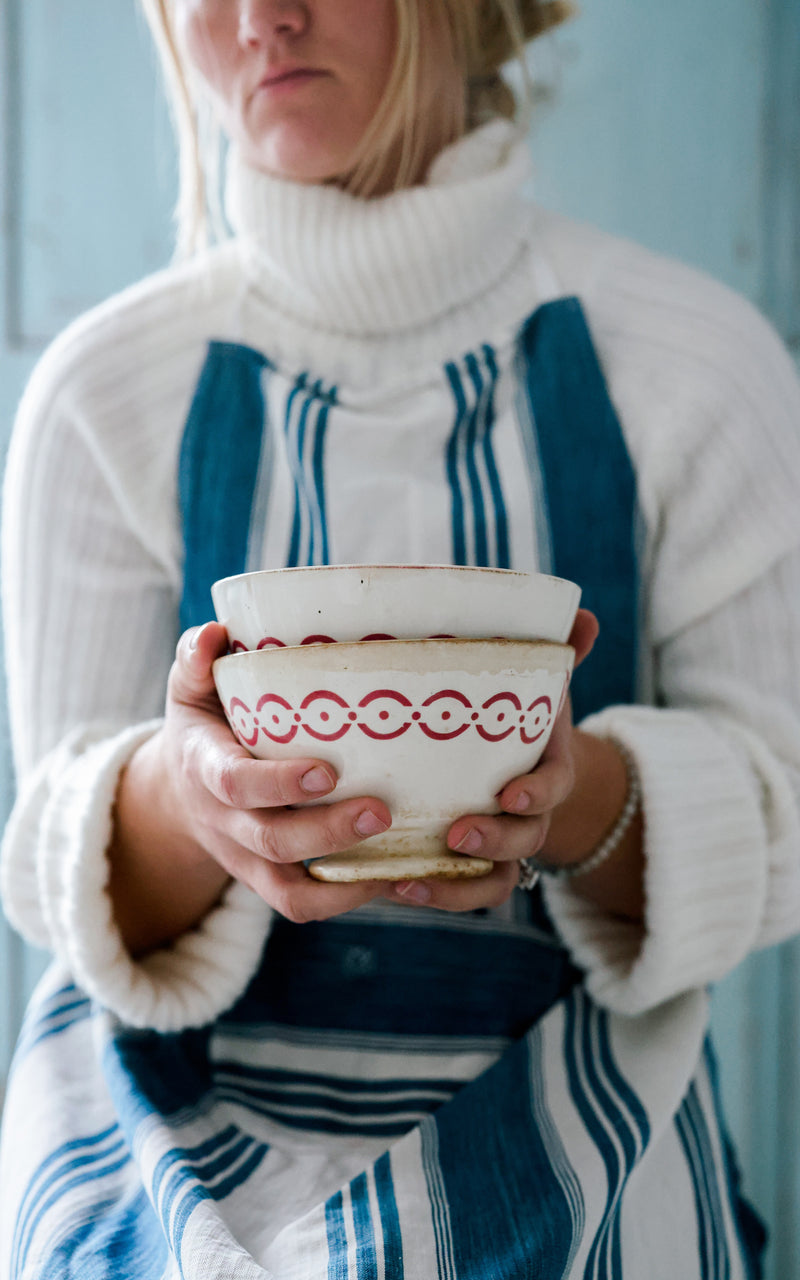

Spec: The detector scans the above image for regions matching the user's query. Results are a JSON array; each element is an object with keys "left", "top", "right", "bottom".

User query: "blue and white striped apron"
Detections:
[{"left": 2, "top": 300, "right": 765, "bottom": 1279}]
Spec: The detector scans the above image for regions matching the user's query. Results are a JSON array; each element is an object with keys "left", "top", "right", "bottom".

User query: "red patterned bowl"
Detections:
[
  {"left": 212, "top": 637, "right": 573, "bottom": 882},
  {"left": 211, "top": 565, "right": 580, "bottom": 654}
]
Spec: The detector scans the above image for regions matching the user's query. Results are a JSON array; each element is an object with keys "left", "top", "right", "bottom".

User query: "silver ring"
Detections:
[{"left": 518, "top": 858, "right": 541, "bottom": 892}]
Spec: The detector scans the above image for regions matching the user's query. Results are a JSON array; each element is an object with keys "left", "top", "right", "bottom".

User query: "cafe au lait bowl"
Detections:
[{"left": 213, "top": 636, "right": 574, "bottom": 882}]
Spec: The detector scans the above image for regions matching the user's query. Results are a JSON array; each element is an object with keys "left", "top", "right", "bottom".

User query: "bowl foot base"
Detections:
[{"left": 307, "top": 848, "right": 493, "bottom": 883}]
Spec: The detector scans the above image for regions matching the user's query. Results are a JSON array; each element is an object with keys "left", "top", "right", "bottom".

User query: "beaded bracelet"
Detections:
[{"left": 518, "top": 738, "right": 641, "bottom": 888}]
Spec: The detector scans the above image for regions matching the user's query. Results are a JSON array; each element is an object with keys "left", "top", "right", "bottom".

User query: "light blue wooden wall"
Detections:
[
  {"left": 1, "top": 1, "right": 798, "bottom": 1274},
  {"left": 528, "top": 8, "right": 800, "bottom": 1273}
]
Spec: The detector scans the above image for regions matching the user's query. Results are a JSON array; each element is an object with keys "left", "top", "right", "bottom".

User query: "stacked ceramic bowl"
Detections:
[{"left": 211, "top": 566, "right": 580, "bottom": 883}]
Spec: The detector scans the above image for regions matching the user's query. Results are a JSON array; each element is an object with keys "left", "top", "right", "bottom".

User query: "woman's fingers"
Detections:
[
  {"left": 569, "top": 607, "right": 599, "bottom": 667},
  {"left": 446, "top": 702, "right": 574, "bottom": 859},
  {"left": 391, "top": 861, "right": 519, "bottom": 912},
  {"left": 216, "top": 839, "right": 393, "bottom": 923},
  {"left": 449, "top": 810, "right": 551, "bottom": 864},
  {"left": 496, "top": 703, "right": 575, "bottom": 818},
  {"left": 168, "top": 621, "right": 231, "bottom": 713},
  {"left": 185, "top": 717, "right": 340, "bottom": 810},
  {"left": 223, "top": 793, "right": 392, "bottom": 866}
]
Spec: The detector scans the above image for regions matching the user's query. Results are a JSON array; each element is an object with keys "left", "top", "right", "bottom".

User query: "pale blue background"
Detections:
[{"left": 1, "top": 1, "right": 798, "bottom": 1274}]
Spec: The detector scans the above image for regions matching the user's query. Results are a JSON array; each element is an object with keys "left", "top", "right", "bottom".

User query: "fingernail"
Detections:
[
  {"left": 395, "top": 881, "right": 431, "bottom": 905},
  {"left": 300, "top": 766, "right": 334, "bottom": 795},
  {"left": 187, "top": 626, "right": 202, "bottom": 652},
  {"left": 511, "top": 792, "right": 531, "bottom": 814},
  {"left": 355, "top": 809, "right": 389, "bottom": 838},
  {"left": 455, "top": 828, "right": 483, "bottom": 854}
]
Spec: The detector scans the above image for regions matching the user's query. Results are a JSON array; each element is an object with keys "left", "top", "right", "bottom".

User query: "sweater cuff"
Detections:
[
  {"left": 542, "top": 706, "right": 769, "bottom": 1015},
  {"left": 32, "top": 723, "right": 273, "bottom": 1031}
]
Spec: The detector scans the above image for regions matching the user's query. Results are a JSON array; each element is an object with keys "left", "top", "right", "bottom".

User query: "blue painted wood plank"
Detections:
[
  {"left": 762, "top": 0, "right": 800, "bottom": 357},
  {"left": 15, "top": 0, "right": 174, "bottom": 343},
  {"left": 528, "top": 0, "right": 767, "bottom": 301}
]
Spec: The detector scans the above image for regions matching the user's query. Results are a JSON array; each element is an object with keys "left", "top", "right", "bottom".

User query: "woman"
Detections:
[{"left": 1, "top": 1, "right": 799, "bottom": 1275}]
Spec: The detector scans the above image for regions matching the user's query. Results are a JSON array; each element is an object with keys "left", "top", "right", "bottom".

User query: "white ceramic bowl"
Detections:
[
  {"left": 211, "top": 565, "right": 580, "bottom": 652},
  {"left": 213, "top": 637, "right": 574, "bottom": 882}
]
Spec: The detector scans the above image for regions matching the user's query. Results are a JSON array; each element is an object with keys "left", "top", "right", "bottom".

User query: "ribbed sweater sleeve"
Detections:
[
  {"left": 544, "top": 554, "right": 800, "bottom": 1012},
  {"left": 1, "top": 280, "right": 273, "bottom": 1030},
  {"left": 541, "top": 252, "right": 800, "bottom": 1013}
]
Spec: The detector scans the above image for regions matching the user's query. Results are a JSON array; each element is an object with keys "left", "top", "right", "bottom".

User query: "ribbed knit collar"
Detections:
[{"left": 225, "top": 120, "right": 532, "bottom": 339}]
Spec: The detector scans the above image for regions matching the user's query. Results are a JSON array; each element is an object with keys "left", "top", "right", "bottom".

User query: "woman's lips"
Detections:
[{"left": 258, "top": 68, "right": 328, "bottom": 94}]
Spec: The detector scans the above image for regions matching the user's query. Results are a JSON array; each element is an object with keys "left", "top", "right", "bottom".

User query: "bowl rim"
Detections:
[
  {"left": 213, "top": 635, "right": 575, "bottom": 677},
  {"left": 211, "top": 564, "right": 579, "bottom": 592}
]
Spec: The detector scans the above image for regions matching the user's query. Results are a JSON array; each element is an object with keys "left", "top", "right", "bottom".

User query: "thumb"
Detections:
[
  {"left": 569, "top": 608, "right": 600, "bottom": 668},
  {"left": 169, "top": 621, "right": 230, "bottom": 709}
]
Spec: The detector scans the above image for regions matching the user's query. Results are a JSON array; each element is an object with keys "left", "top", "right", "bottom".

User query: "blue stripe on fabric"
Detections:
[
  {"left": 38, "top": 1189, "right": 168, "bottom": 1280},
  {"left": 704, "top": 1038, "right": 767, "bottom": 1280},
  {"left": 581, "top": 1003, "right": 644, "bottom": 1280},
  {"left": 527, "top": 1021, "right": 585, "bottom": 1274},
  {"left": 215, "top": 1087, "right": 426, "bottom": 1139},
  {"left": 213, "top": 1060, "right": 463, "bottom": 1097},
  {"left": 205, "top": 1141, "right": 266, "bottom": 1202},
  {"left": 444, "top": 364, "right": 469, "bottom": 565},
  {"left": 286, "top": 376, "right": 314, "bottom": 567},
  {"left": 214, "top": 1080, "right": 451, "bottom": 1117},
  {"left": 11, "top": 1126, "right": 123, "bottom": 1276},
  {"left": 169, "top": 1141, "right": 269, "bottom": 1265},
  {"left": 13, "top": 997, "right": 94, "bottom": 1064},
  {"left": 374, "top": 1152, "right": 404, "bottom": 1276},
  {"left": 677, "top": 1081, "right": 732, "bottom": 1280},
  {"left": 102, "top": 1025, "right": 215, "bottom": 1132},
  {"left": 245, "top": 364, "right": 276, "bottom": 572},
  {"left": 676, "top": 1088, "right": 716, "bottom": 1280},
  {"left": 148, "top": 1126, "right": 268, "bottom": 1265},
  {"left": 12, "top": 984, "right": 92, "bottom": 1061},
  {"left": 212, "top": 1065, "right": 455, "bottom": 1116},
  {"left": 311, "top": 395, "right": 333, "bottom": 565},
  {"left": 284, "top": 375, "right": 335, "bottom": 568},
  {"left": 225, "top": 915, "right": 575, "bottom": 1040},
  {"left": 27, "top": 982, "right": 85, "bottom": 1021},
  {"left": 18, "top": 1149, "right": 132, "bottom": 1275},
  {"left": 326, "top": 1190, "right": 350, "bottom": 1280},
  {"left": 151, "top": 1127, "right": 240, "bottom": 1206},
  {"left": 281, "top": 371, "right": 308, "bottom": 569},
  {"left": 479, "top": 344, "right": 510, "bottom": 568},
  {"left": 433, "top": 1030, "right": 576, "bottom": 1279},
  {"left": 158, "top": 1135, "right": 252, "bottom": 1234},
  {"left": 445, "top": 350, "right": 506, "bottom": 569},
  {"left": 34, "top": 995, "right": 91, "bottom": 1025},
  {"left": 563, "top": 995, "right": 622, "bottom": 1280},
  {"left": 420, "top": 1116, "right": 456, "bottom": 1280},
  {"left": 178, "top": 341, "right": 271, "bottom": 631},
  {"left": 351, "top": 1173, "right": 378, "bottom": 1280},
  {"left": 460, "top": 354, "right": 489, "bottom": 565},
  {"left": 150, "top": 1126, "right": 242, "bottom": 1231},
  {"left": 596, "top": 1011, "right": 650, "bottom": 1154},
  {"left": 516, "top": 299, "right": 639, "bottom": 722}
]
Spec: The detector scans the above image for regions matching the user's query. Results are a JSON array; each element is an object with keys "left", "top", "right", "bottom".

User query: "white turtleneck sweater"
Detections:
[{"left": 2, "top": 122, "right": 800, "bottom": 1032}]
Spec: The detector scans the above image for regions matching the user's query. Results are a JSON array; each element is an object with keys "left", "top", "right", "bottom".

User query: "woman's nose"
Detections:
[{"left": 238, "top": 1, "right": 309, "bottom": 46}]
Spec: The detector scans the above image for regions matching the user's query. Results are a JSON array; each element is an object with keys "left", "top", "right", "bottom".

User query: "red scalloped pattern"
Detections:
[
  {"left": 226, "top": 689, "right": 554, "bottom": 748},
  {"left": 230, "top": 633, "right": 458, "bottom": 652}
]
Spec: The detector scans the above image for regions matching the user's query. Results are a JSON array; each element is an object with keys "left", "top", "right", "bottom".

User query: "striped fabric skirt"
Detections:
[{"left": 0, "top": 896, "right": 765, "bottom": 1279}]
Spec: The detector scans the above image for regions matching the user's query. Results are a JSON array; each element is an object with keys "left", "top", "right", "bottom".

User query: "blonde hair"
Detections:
[{"left": 139, "top": 0, "right": 573, "bottom": 257}]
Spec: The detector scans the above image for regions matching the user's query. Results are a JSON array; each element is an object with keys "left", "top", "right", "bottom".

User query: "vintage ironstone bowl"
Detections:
[
  {"left": 211, "top": 564, "right": 580, "bottom": 653},
  {"left": 212, "top": 637, "right": 574, "bottom": 883}
]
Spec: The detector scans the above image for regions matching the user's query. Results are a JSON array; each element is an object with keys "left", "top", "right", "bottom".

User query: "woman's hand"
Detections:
[
  {"left": 388, "top": 609, "right": 644, "bottom": 922},
  {"left": 108, "top": 621, "right": 393, "bottom": 956}
]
